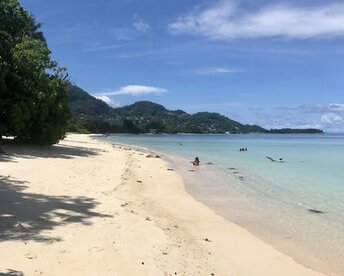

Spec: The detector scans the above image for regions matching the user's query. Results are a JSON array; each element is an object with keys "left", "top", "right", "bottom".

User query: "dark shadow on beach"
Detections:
[
  {"left": 0, "top": 269, "right": 24, "bottom": 276},
  {"left": 0, "top": 142, "right": 105, "bottom": 163},
  {"left": 0, "top": 176, "right": 111, "bottom": 243}
]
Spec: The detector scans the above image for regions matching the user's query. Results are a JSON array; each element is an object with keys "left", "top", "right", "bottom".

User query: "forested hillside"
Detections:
[{"left": 68, "top": 85, "right": 322, "bottom": 134}]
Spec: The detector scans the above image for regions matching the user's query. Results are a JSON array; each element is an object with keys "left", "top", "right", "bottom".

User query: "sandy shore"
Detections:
[{"left": 0, "top": 134, "right": 325, "bottom": 275}]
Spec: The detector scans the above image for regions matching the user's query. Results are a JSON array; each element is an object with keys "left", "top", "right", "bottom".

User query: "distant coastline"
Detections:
[
  {"left": 268, "top": 128, "right": 323, "bottom": 134},
  {"left": 68, "top": 85, "right": 323, "bottom": 135}
]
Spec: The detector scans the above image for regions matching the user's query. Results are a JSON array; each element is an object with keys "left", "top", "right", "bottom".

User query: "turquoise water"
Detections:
[{"left": 103, "top": 134, "right": 344, "bottom": 274}]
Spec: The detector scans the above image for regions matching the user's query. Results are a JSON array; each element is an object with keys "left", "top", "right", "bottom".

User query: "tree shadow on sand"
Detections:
[
  {"left": 0, "top": 142, "right": 105, "bottom": 163},
  {"left": 0, "top": 269, "right": 24, "bottom": 276},
  {"left": 0, "top": 176, "right": 111, "bottom": 243}
]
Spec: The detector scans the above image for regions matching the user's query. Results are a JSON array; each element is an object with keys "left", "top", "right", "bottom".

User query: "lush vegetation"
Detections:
[
  {"left": 68, "top": 86, "right": 324, "bottom": 134},
  {"left": 0, "top": 0, "right": 70, "bottom": 144},
  {"left": 69, "top": 85, "right": 322, "bottom": 134}
]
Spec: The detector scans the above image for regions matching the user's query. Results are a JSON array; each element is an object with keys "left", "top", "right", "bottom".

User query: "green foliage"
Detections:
[
  {"left": 68, "top": 85, "right": 112, "bottom": 117},
  {"left": 0, "top": 0, "right": 70, "bottom": 144},
  {"left": 189, "top": 112, "right": 242, "bottom": 133},
  {"left": 68, "top": 88, "right": 271, "bottom": 134},
  {"left": 113, "top": 102, "right": 269, "bottom": 134},
  {"left": 144, "top": 120, "right": 166, "bottom": 133},
  {"left": 68, "top": 86, "right": 323, "bottom": 135},
  {"left": 68, "top": 121, "right": 90, "bottom": 134},
  {"left": 121, "top": 119, "right": 141, "bottom": 134}
]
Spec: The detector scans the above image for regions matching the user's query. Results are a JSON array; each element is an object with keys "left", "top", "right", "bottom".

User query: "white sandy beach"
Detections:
[{"left": 0, "top": 134, "right": 326, "bottom": 275}]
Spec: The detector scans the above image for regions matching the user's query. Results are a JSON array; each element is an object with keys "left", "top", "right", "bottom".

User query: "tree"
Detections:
[
  {"left": 122, "top": 119, "right": 141, "bottom": 134},
  {"left": 144, "top": 120, "right": 165, "bottom": 133},
  {"left": 0, "top": 0, "right": 70, "bottom": 144}
]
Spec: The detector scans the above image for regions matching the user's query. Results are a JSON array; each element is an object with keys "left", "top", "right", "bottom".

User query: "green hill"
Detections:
[
  {"left": 68, "top": 85, "right": 322, "bottom": 134},
  {"left": 68, "top": 85, "right": 112, "bottom": 117}
]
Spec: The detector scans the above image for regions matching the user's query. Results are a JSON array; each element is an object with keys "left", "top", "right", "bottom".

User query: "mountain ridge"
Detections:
[{"left": 68, "top": 85, "right": 323, "bottom": 134}]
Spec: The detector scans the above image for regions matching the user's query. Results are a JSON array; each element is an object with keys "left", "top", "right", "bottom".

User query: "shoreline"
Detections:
[
  {"left": 104, "top": 133, "right": 344, "bottom": 276},
  {"left": 0, "top": 134, "right": 325, "bottom": 275},
  {"left": 98, "top": 135, "right": 331, "bottom": 276}
]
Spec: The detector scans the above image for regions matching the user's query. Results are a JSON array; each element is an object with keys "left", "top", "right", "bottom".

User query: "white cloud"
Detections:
[
  {"left": 117, "top": 85, "right": 167, "bottom": 95},
  {"left": 109, "top": 49, "right": 166, "bottom": 59},
  {"left": 266, "top": 105, "right": 344, "bottom": 131},
  {"left": 94, "top": 95, "right": 121, "bottom": 107},
  {"left": 95, "top": 95, "right": 112, "bottom": 105},
  {"left": 109, "top": 28, "right": 134, "bottom": 41},
  {"left": 195, "top": 67, "right": 240, "bottom": 75},
  {"left": 109, "top": 16, "right": 150, "bottom": 40},
  {"left": 326, "top": 103, "right": 344, "bottom": 112},
  {"left": 252, "top": 112, "right": 320, "bottom": 130},
  {"left": 310, "top": 103, "right": 344, "bottom": 113},
  {"left": 320, "top": 113, "right": 344, "bottom": 124},
  {"left": 85, "top": 44, "right": 126, "bottom": 52},
  {"left": 279, "top": 103, "right": 344, "bottom": 113},
  {"left": 169, "top": 1, "right": 344, "bottom": 40},
  {"left": 96, "top": 85, "right": 168, "bottom": 96},
  {"left": 133, "top": 20, "right": 150, "bottom": 33}
]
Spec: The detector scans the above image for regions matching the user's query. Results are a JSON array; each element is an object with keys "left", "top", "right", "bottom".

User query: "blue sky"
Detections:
[{"left": 20, "top": 0, "right": 344, "bottom": 132}]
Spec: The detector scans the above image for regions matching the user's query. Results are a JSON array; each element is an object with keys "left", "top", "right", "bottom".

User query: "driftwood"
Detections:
[
  {"left": 308, "top": 209, "right": 324, "bottom": 214},
  {"left": 266, "top": 156, "right": 285, "bottom": 163}
]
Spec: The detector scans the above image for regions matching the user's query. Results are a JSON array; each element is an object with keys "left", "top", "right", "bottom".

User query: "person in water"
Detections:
[{"left": 193, "top": 157, "right": 200, "bottom": 166}]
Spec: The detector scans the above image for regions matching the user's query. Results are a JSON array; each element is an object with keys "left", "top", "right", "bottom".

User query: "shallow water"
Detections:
[{"left": 103, "top": 133, "right": 344, "bottom": 275}]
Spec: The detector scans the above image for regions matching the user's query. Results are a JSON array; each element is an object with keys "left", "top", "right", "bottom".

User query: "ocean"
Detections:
[{"left": 103, "top": 133, "right": 344, "bottom": 275}]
